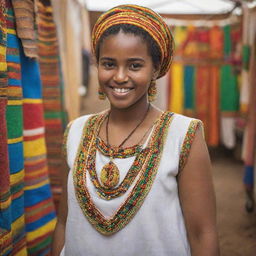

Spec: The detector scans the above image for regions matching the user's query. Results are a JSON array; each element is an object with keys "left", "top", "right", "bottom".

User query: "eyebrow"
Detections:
[
  {"left": 99, "top": 57, "right": 115, "bottom": 62},
  {"left": 128, "top": 58, "right": 145, "bottom": 62},
  {"left": 99, "top": 57, "right": 145, "bottom": 62}
]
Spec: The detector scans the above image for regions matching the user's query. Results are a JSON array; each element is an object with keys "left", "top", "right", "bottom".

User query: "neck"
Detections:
[{"left": 109, "top": 99, "right": 150, "bottom": 124}]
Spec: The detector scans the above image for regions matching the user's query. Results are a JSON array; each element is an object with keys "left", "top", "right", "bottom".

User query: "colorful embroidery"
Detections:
[
  {"left": 73, "top": 111, "right": 174, "bottom": 235},
  {"left": 179, "top": 119, "right": 203, "bottom": 171},
  {"left": 96, "top": 136, "right": 142, "bottom": 158},
  {"left": 88, "top": 114, "right": 163, "bottom": 200},
  {"left": 62, "top": 120, "right": 74, "bottom": 159}
]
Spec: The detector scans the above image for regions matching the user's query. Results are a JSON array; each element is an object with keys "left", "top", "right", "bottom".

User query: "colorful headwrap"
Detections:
[{"left": 92, "top": 4, "right": 174, "bottom": 79}]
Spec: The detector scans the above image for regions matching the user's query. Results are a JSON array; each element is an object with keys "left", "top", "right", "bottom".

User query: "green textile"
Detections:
[
  {"left": 184, "top": 65, "right": 195, "bottom": 110},
  {"left": 242, "top": 44, "right": 251, "bottom": 70},
  {"left": 220, "top": 65, "right": 239, "bottom": 111},
  {"left": 5, "top": 105, "right": 23, "bottom": 138},
  {"left": 223, "top": 25, "right": 231, "bottom": 56}
]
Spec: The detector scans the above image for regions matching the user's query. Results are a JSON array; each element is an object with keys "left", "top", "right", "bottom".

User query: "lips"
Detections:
[
  {"left": 109, "top": 86, "right": 134, "bottom": 97},
  {"left": 113, "top": 88, "right": 132, "bottom": 93}
]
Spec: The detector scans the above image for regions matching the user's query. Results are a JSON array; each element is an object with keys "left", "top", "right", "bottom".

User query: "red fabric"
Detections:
[
  {"left": 196, "top": 66, "right": 211, "bottom": 142},
  {"left": 23, "top": 103, "right": 44, "bottom": 129},
  {"left": 0, "top": 99, "right": 10, "bottom": 192}
]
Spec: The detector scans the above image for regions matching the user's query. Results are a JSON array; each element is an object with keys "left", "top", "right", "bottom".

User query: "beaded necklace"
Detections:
[
  {"left": 73, "top": 111, "right": 174, "bottom": 235},
  {"left": 100, "top": 104, "right": 151, "bottom": 189}
]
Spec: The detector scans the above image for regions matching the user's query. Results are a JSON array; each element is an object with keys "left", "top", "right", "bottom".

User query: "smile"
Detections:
[{"left": 113, "top": 88, "right": 132, "bottom": 93}]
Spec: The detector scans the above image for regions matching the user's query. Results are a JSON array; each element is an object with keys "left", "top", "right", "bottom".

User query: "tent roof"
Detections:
[{"left": 85, "top": 0, "right": 236, "bottom": 14}]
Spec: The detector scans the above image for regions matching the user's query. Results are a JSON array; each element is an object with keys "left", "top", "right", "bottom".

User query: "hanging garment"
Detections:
[
  {"left": 20, "top": 46, "right": 56, "bottom": 255},
  {"left": 220, "top": 117, "right": 236, "bottom": 149},
  {"left": 219, "top": 25, "right": 239, "bottom": 148},
  {"left": 168, "top": 26, "right": 188, "bottom": 114},
  {"left": 207, "top": 26, "right": 223, "bottom": 147},
  {"left": 4, "top": 2, "right": 27, "bottom": 254},
  {"left": 0, "top": 1, "right": 56, "bottom": 254},
  {"left": 195, "top": 65, "right": 210, "bottom": 142},
  {"left": 169, "top": 63, "right": 184, "bottom": 114},
  {"left": 0, "top": 1, "right": 14, "bottom": 254},
  {"left": 183, "top": 65, "right": 195, "bottom": 117},
  {"left": 11, "top": 0, "right": 38, "bottom": 58},
  {"left": 36, "top": 0, "right": 66, "bottom": 209}
]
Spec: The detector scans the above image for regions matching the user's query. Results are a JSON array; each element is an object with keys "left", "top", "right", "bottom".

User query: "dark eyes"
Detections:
[
  {"left": 130, "top": 63, "right": 142, "bottom": 70},
  {"left": 101, "top": 62, "right": 114, "bottom": 69},
  {"left": 100, "top": 62, "right": 143, "bottom": 70}
]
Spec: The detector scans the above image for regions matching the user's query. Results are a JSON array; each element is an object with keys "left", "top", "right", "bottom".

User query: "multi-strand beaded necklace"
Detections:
[{"left": 73, "top": 111, "right": 174, "bottom": 235}]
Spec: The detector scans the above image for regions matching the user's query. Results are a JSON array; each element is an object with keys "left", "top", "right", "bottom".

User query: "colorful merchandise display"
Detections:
[
  {"left": 167, "top": 23, "right": 241, "bottom": 147},
  {"left": 0, "top": 1, "right": 56, "bottom": 255}
]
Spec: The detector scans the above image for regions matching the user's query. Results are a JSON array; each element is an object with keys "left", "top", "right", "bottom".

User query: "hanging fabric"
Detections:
[
  {"left": 219, "top": 24, "right": 240, "bottom": 148},
  {"left": 11, "top": 0, "right": 38, "bottom": 58},
  {"left": 0, "top": 1, "right": 56, "bottom": 254},
  {"left": 36, "top": 0, "right": 66, "bottom": 209},
  {"left": 194, "top": 28, "right": 211, "bottom": 142},
  {"left": 208, "top": 26, "right": 223, "bottom": 146}
]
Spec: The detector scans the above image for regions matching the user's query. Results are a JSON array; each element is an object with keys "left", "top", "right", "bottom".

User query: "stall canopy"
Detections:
[{"left": 85, "top": 0, "right": 236, "bottom": 14}]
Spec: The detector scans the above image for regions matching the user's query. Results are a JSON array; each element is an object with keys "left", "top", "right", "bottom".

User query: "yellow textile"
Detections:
[
  {"left": 23, "top": 138, "right": 46, "bottom": 157},
  {"left": 26, "top": 219, "right": 56, "bottom": 242},
  {"left": 169, "top": 63, "right": 184, "bottom": 114}
]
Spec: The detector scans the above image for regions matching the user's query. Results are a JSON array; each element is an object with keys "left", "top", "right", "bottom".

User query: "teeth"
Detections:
[{"left": 113, "top": 88, "right": 131, "bottom": 93}]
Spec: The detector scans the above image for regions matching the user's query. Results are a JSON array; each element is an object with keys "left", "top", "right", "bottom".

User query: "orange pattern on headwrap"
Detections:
[{"left": 92, "top": 4, "right": 174, "bottom": 78}]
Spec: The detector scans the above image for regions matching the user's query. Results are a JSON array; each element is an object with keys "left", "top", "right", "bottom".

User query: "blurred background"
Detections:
[{"left": 0, "top": 0, "right": 256, "bottom": 255}]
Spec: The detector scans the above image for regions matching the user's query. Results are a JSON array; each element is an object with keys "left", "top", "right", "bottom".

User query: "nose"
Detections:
[{"left": 113, "top": 67, "right": 128, "bottom": 84}]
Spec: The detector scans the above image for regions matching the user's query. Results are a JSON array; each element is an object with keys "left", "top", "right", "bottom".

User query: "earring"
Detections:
[
  {"left": 98, "top": 87, "right": 106, "bottom": 100},
  {"left": 148, "top": 80, "right": 157, "bottom": 102}
]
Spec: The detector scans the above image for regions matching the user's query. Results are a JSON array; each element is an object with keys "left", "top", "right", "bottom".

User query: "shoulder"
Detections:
[
  {"left": 172, "top": 113, "right": 204, "bottom": 171},
  {"left": 67, "top": 110, "right": 108, "bottom": 133},
  {"left": 168, "top": 112, "right": 204, "bottom": 137},
  {"left": 172, "top": 113, "right": 202, "bottom": 125},
  {"left": 64, "top": 111, "right": 107, "bottom": 146}
]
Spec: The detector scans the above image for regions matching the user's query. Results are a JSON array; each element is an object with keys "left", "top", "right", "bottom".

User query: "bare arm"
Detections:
[
  {"left": 178, "top": 127, "right": 220, "bottom": 256},
  {"left": 51, "top": 165, "right": 69, "bottom": 256}
]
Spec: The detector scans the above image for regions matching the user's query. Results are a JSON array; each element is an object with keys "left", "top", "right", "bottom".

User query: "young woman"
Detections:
[{"left": 52, "top": 4, "right": 219, "bottom": 256}]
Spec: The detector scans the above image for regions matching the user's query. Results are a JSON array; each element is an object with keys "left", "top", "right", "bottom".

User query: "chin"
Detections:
[
  {"left": 109, "top": 101, "right": 133, "bottom": 110},
  {"left": 107, "top": 93, "right": 148, "bottom": 110}
]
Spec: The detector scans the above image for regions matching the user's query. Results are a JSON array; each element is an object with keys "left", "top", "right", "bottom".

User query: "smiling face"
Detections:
[{"left": 97, "top": 31, "right": 157, "bottom": 110}]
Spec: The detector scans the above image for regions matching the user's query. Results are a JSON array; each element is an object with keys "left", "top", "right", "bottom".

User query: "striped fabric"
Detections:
[
  {"left": 11, "top": 0, "right": 38, "bottom": 58},
  {"left": 4, "top": 1, "right": 26, "bottom": 254},
  {"left": 0, "top": 1, "right": 56, "bottom": 255},
  {"left": 36, "top": 0, "right": 66, "bottom": 209},
  {"left": 20, "top": 45, "right": 56, "bottom": 255},
  {"left": 0, "top": 0, "right": 13, "bottom": 255},
  {"left": 167, "top": 24, "right": 241, "bottom": 146}
]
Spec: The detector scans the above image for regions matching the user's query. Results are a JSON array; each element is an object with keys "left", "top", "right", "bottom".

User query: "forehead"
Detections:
[{"left": 99, "top": 32, "right": 150, "bottom": 59}]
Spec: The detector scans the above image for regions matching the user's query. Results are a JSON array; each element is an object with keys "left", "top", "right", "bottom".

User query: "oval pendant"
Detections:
[{"left": 100, "top": 161, "right": 120, "bottom": 189}]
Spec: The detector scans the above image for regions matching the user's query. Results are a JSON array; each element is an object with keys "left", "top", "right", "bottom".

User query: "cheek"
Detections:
[
  {"left": 98, "top": 68, "right": 111, "bottom": 86},
  {"left": 133, "top": 73, "right": 152, "bottom": 88}
]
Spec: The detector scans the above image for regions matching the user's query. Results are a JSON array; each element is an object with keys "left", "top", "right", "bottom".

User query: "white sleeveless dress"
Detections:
[{"left": 61, "top": 111, "right": 202, "bottom": 256}]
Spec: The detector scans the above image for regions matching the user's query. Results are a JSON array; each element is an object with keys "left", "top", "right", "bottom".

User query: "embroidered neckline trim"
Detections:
[
  {"left": 73, "top": 111, "right": 174, "bottom": 235},
  {"left": 87, "top": 112, "right": 165, "bottom": 200}
]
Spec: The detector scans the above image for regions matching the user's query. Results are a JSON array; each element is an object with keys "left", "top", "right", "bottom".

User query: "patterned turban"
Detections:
[{"left": 92, "top": 4, "right": 174, "bottom": 79}]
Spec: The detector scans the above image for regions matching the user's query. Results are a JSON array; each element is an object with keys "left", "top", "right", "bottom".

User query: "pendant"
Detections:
[{"left": 100, "top": 160, "right": 120, "bottom": 189}]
